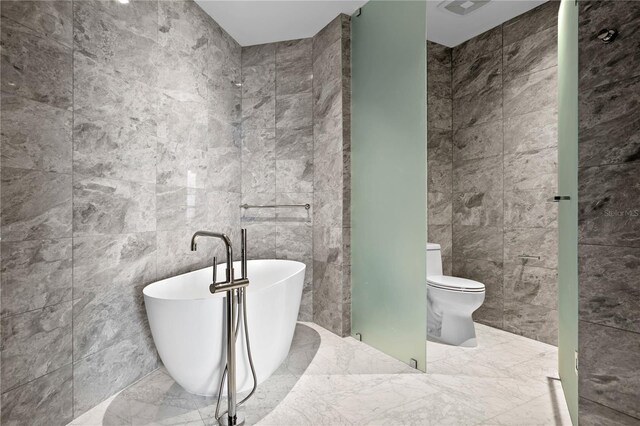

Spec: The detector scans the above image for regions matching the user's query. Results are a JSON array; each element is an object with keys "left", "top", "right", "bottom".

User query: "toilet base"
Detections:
[
  {"left": 427, "top": 296, "right": 480, "bottom": 347},
  {"left": 427, "top": 283, "right": 485, "bottom": 348},
  {"left": 439, "top": 313, "right": 478, "bottom": 347}
]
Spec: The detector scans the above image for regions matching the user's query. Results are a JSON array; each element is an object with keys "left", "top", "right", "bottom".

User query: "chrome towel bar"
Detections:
[
  {"left": 518, "top": 255, "right": 541, "bottom": 260},
  {"left": 240, "top": 203, "right": 311, "bottom": 210}
]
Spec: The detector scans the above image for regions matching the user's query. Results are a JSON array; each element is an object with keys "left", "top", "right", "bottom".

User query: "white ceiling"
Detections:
[
  {"left": 427, "top": 0, "right": 548, "bottom": 47},
  {"left": 196, "top": 1, "right": 366, "bottom": 47},
  {"left": 196, "top": 0, "right": 549, "bottom": 48}
]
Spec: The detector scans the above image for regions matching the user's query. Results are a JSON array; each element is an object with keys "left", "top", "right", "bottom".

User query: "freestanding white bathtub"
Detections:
[{"left": 143, "top": 259, "right": 305, "bottom": 396}]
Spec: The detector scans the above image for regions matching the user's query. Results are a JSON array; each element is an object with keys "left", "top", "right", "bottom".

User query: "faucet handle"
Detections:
[{"left": 212, "top": 256, "right": 217, "bottom": 284}]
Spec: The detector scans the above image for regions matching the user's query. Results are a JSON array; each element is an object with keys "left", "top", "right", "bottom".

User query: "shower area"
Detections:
[{"left": 426, "top": 1, "right": 560, "bottom": 345}]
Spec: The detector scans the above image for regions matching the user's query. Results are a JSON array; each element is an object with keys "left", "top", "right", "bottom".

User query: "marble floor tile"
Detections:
[
  {"left": 479, "top": 385, "right": 571, "bottom": 426},
  {"left": 72, "top": 322, "right": 571, "bottom": 426}
]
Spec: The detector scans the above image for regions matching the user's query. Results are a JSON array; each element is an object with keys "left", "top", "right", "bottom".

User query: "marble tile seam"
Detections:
[
  {"left": 0, "top": 294, "right": 74, "bottom": 321},
  {"left": 578, "top": 162, "right": 640, "bottom": 171},
  {"left": 0, "top": 360, "right": 71, "bottom": 395},
  {"left": 580, "top": 396, "right": 640, "bottom": 423},
  {"left": 0, "top": 164, "right": 73, "bottom": 178},
  {"left": 0, "top": 90, "right": 72, "bottom": 120},
  {"left": 579, "top": 318, "right": 640, "bottom": 338},
  {"left": 578, "top": 241, "right": 640, "bottom": 250},
  {"left": 579, "top": 71, "right": 640, "bottom": 92},
  {"left": 0, "top": 14, "right": 72, "bottom": 50},
  {"left": 72, "top": 110, "right": 159, "bottom": 140},
  {"left": 67, "top": 228, "right": 159, "bottom": 239},
  {"left": 502, "top": 225, "right": 559, "bottom": 231},
  {"left": 452, "top": 46, "right": 503, "bottom": 69},
  {"left": 498, "top": 106, "right": 558, "bottom": 125},
  {"left": 69, "top": 171, "right": 159, "bottom": 188},
  {"left": 73, "top": 61, "right": 161, "bottom": 101}
]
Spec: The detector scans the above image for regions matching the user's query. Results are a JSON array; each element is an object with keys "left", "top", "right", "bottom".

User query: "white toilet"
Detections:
[{"left": 426, "top": 243, "right": 485, "bottom": 347}]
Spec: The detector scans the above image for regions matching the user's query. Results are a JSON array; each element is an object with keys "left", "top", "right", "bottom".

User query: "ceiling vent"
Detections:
[{"left": 438, "top": 0, "right": 491, "bottom": 16}]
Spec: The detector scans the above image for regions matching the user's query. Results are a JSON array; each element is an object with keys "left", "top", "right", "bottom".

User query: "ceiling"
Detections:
[
  {"left": 427, "top": 0, "right": 548, "bottom": 47},
  {"left": 196, "top": 1, "right": 366, "bottom": 47},
  {"left": 196, "top": 0, "right": 549, "bottom": 48}
]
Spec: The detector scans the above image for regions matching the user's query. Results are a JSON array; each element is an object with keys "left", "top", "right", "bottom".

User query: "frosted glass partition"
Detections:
[
  {"left": 351, "top": 0, "right": 427, "bottom": 370},
  {"left": 557, "top": 0, "right": 579, "bottom": 423}
]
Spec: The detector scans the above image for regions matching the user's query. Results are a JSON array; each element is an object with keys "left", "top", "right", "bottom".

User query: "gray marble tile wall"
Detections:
[
  {"left": 240, "top": 38, "right": 314, "bottom": 321},
  {"left": 578, "top": 2, "right": 640, "bottom": 423},
  {"left": 501, "top": 2, "right": 559, "bottom": 345},
  {"left": 0, "top": 0, "right": 241, "bottom": 424},
  {"left": 240, "top": 14, "right": 351, "bottom": 334},
  {"left": 427, "top": 41, "right": 453, "bottom": 276},
  {"left": 312, "top": 15, "right": 351, "bottom": 337},
  {"left": 430, "top": 1, "right": 560, "bottom": 344}
]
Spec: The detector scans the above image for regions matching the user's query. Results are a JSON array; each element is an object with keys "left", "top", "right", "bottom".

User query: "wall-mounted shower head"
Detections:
[{"left": 597, "top": 29, "right": 618, "bottom": 44}]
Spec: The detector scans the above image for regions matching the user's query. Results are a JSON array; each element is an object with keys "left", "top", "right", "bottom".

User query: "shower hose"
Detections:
[{"left": 214, "top": 287, "right": 258, "bottom": 422}]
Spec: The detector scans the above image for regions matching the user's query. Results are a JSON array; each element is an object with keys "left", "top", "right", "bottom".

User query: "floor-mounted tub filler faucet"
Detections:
[{"left": 190, "top": 229, "right": 257, "bottom": 426}]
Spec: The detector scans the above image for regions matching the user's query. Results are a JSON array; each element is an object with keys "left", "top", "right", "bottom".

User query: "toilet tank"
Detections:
[{"left": 426, "top": 243, "right": 443, "bottom": 277}]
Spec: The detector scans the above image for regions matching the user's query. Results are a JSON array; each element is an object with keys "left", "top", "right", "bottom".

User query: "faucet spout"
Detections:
[{"left": 190, "top": 231, "right": 234, "bottom": 285}]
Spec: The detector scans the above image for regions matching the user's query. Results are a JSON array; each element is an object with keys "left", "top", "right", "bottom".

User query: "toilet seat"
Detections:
[{"left": 427, "top": 275, "right": 485, "bottom": 293}]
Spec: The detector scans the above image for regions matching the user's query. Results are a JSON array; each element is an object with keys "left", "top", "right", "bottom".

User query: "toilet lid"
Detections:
[{"left": 427, "top": 275, "right": 485, "bottom": 292}]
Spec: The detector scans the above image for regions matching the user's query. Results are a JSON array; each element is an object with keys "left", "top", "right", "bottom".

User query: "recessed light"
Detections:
[{"left": 118, "top": 0, "right": 129, "bottom": 4}]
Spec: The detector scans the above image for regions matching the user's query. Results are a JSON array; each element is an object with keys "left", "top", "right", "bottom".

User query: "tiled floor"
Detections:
[{"left": 70, "top": 322, "right": 572, "bottom": 425}]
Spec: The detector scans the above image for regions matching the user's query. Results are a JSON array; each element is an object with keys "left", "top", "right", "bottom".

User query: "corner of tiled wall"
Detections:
[
  {"left": 239, "top": 37, "right": 315, "bottom": 321},
  {"left": 311, "top": 14, "right": 352, "bottom": 337}
]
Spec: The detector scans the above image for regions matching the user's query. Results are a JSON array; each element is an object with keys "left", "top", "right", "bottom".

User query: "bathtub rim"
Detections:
[{"left": 143, "top": 259, "right": 306, "bottom": 302}]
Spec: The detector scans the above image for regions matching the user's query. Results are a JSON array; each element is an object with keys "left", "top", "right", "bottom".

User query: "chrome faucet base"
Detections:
[{"left": 219, "top": 413, "right": 245, "bottom": 426}]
